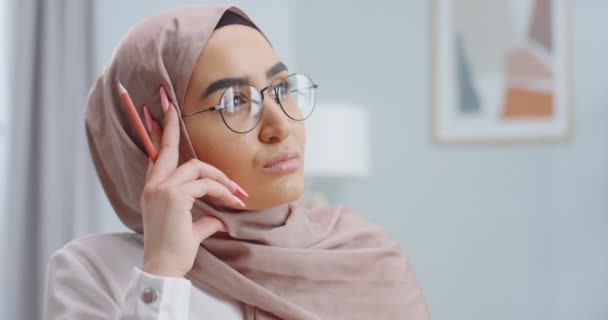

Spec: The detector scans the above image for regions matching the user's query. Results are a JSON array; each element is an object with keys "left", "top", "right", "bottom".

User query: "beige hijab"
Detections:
[{"left": 84, "top": 4, "right": 430, "bottom": 319}]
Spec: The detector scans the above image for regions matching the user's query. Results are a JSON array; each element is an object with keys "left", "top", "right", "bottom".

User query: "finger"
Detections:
[
  {"left": 155, "top": 101, "right": 180, "bottom": 170},
  {"left": 149, "top": 117, "right": 162, "bottom": 152},
  {"left": 164, "top": 159, "right": 238, "bottom": 194},
  {"left": 180, "top": 178, "right": 245, "bottom": 208},
  {"left": 192, "top": 216, "right": 227, "bottom": 243},
  {"left": 146, "top": 117, "right": 163, "bottom": 181},
  {"left": 147, "top": 88, "right": 180, "bottom": 183}
]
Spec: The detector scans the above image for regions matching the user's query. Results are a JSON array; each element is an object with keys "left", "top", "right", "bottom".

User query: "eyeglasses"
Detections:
[{"left": 181, "top": 73, "right": 318, "bottom": 133}]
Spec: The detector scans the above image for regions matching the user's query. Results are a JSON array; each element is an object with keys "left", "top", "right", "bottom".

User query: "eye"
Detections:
[
  {"left": 276, "top": 79, "right": 293, "bottom": 95},
  {"left": 222, "top": 91, "right": 251, "bottom": 114},
  {"left": 233, "top": 94, "right": 249, "bottom": 106}
]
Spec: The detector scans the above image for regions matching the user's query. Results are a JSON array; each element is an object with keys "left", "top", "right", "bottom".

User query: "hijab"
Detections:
[{"left": 84, "top": 4, "right": 431, "bottom": 319}]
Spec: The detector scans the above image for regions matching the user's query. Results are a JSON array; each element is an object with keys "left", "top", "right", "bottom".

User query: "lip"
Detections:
[{"left": 263, "top": 150, "right": 301, "bottom": 173}]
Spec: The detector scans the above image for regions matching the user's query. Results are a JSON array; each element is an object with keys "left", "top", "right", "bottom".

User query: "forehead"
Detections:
[{"left": 194, "top": 25, "right": 278, "bottom": 80}]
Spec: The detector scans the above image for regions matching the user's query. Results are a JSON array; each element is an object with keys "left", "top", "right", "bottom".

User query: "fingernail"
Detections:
[
  {"left": 231, "top": 181, "right": 249, "bottom": 198},
  {"left": 160, "top": 86, "right": 169, "bottom": 112},
  {"left": 233, "top": 196, "right": 246, "bottom": 208},
  {"left": 142, "top": 105, "right": 153, "bottom": 133}
]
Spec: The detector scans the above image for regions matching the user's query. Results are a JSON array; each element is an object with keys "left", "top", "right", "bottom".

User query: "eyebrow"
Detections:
[
  {"left": 266, "top": 62, "right": 288, "bottom": 78},
  {"left": 202, "top": 62, "right": 289, "bottom": 98}
]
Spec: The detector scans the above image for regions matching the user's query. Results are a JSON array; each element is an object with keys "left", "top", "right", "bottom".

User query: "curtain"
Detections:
[{"left": 4, "top": 1, "right": 100, "bottom": 319}]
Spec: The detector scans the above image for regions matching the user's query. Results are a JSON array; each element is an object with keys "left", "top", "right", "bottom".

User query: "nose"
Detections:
[{"left": 258, "top": 94, "right": 290, "bottom": 144}]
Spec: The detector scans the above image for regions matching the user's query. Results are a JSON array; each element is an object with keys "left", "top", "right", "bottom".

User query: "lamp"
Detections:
[{"left": 300, "top": 101, "right": 371, "bottom": 207}]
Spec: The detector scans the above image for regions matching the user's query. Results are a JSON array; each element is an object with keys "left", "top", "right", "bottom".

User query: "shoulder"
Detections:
[
  {"left": 48, "top": 232, "right": 144, "bottom": 289},
  {"left": 51, "top": 232, "right": 143, "bottom": 264},
  {"left": 61, "top": 231, "right": 143, "bottom": 251}
]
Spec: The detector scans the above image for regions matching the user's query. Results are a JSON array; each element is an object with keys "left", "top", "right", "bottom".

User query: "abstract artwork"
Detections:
[{"left": 432, "top": 0, "right": 574, "bottom": 144}]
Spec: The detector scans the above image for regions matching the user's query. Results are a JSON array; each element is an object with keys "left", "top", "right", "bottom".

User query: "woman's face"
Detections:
[{"left": 183, "top": 24, "right": 305, "bottom": 211}]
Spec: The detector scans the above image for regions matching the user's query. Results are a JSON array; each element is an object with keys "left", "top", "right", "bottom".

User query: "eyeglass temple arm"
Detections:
[{"left": 181, "top": 104, "right": 222, "bottom": 118}]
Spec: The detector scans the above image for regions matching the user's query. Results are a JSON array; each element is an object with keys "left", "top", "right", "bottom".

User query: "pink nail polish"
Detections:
[
  {"left": 234, "top": 196, "right": 246, "bottom": 208},
  {"left": 142, "top": 105, "right": 153, "bottom": 133},
  {"left": 232, "top": 181, "right": 249, "bottom": 198},
  {"left": 160, "top": 86, "right": 169, "bottom": 112}
]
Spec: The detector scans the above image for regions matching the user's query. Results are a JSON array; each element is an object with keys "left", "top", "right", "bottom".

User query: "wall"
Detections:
[{"left": 294, "top": 1, "right": 608, "bottom": 319}]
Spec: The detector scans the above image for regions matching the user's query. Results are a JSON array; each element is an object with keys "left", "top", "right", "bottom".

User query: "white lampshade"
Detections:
[{"left": 304, "top": 101, "right": 371, "bottom": 178}]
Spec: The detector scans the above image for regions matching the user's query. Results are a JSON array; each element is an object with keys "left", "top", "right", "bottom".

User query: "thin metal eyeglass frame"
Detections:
[{"left": 181, "top": 73, "right": 318, "bottom": 134}]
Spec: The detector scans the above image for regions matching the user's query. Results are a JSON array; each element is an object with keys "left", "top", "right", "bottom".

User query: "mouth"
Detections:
[{"left": 263, "top": 150, "right": 301, "bottom": 174}]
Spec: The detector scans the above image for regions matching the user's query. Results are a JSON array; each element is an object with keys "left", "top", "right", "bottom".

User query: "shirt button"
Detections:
[{"left": 141, "top": 287, "right": 158, "bottom": 303}]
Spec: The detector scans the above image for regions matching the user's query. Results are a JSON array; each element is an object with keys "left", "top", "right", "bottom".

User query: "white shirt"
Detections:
[{"left": 44, "top": 232, "right": 244, "bottom": 319}]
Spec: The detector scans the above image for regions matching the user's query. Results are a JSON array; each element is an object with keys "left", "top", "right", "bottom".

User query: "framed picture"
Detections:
[{"left": 431, "top": 0, "right": 574, "bottom": 144}]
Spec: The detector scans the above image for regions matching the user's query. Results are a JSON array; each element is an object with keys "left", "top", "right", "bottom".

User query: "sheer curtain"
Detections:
[
  {"left": 0, "top": 0, "right": 13, "bottom": 316},
  {"left": 4, "top": 1, "right": 102, "bottom": 319}
]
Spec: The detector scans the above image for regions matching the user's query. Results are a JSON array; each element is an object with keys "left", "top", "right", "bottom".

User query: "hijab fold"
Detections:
[{"left": 84, "top": 4, "right": 431, "bottom": 319}]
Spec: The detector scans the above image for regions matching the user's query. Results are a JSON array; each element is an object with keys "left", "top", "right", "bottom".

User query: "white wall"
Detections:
[
  {"left": 94, "top": 0, "right": 296, "bottom": 74},
  {"left": 294, "top": 1, "right": 608, "bottom": 319},
  {"left": 93, "top": 0, "right": 297, "bottom": 232}
]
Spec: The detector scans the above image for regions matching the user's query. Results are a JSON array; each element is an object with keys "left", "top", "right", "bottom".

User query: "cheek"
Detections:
[
  {"left": 212, "top": 134, "right": 258, "bottom": 171},
  {"left": 294, "top": 123, "right": 306, "bottom": 149},
  {"left": 188, "top": 123, "right": 251, "bottom": 172}
]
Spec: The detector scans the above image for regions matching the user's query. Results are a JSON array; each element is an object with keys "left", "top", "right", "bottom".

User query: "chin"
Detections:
[
  {"left": 247, "top": 175, "right": 304, "bottom": 210},
  {"left": 271, "top": 176, "right": 304, "bottom": 204}
]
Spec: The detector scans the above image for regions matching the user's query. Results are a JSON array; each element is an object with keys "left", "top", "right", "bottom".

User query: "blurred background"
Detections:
[{"left": 2, "top": 0, "right": 608, "bottom": 319}]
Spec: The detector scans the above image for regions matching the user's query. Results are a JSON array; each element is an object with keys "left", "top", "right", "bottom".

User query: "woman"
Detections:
[{"left": 45, "top": 4, "right": 431, "bottom": 319}]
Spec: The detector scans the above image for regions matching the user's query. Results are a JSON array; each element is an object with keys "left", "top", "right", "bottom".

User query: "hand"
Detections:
[{"left": 139, "top": 86, "right": 247, "bottom": 278}]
